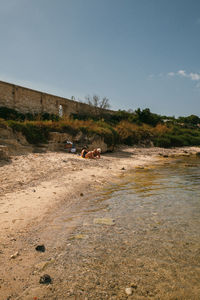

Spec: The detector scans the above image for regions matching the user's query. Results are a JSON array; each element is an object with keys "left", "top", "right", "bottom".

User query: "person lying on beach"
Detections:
[
  {"left": 93, "top": 148, "right": 101, "bottom": 158},
  {"left": 80, "top": 146, "right": 88, "bottom": 158},
  {"left": 85, "top": 148, "right": 101, "bottom": 159}
]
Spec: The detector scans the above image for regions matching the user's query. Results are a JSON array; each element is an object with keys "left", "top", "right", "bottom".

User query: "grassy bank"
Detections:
[{"left": 0, "top": 106, "right": 200, "bottom": 148}]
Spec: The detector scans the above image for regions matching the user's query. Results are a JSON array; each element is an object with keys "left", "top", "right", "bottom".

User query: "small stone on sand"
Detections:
[
  {"left": 39, "top": 274, "right": 52, "bottom": 284},
  {"left": 125, "top": 287, "right": 133, "bottom": 295},
  {"left": 10, "top": 251, "right": 19, "bottom": 259},
  {"left": 93, "top": 218, "right": 115, "bottom": 226},
  {"left": 35, "top": 244, "right": 46, "bottom": 252}
]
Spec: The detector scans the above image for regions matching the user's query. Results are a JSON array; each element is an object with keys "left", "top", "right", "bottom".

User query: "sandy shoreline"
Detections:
[
  {"left": 0, "top": 146, "right": 199, "bottom": 299},
  {"left": 0, "top": 146, "right": 199, "bottom": 242}
]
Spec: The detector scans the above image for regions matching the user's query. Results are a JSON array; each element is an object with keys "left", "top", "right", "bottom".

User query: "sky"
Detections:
[{"left": 0, "top": 0, "right": 200, "bottom": 117}]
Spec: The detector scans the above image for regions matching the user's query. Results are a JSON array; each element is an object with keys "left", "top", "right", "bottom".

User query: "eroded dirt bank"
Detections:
[{"left": 0, "top": 146, "right": 200, "bottom": 300}]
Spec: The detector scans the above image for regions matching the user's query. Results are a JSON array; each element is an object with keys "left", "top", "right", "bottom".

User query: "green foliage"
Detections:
[
  {"left": 134, "top": 108, "right": 162, "bottom": 126},
  {"left": 6, "top": 118, "right": 119, "bottom": 147},
  {"left": 2, "top": 105, "right": 200, "bottom": 149},
  {"left": 153, "top": 136, "right": 172, "bottom": 148},
  {"left": 72, "top": 107, "right": 163, "bottom": 127},
  {"left": 116, "top": 121, "right": 153, "bottom": 146},
  {"left": 8, "top": 121, "right": 50, "bottom": 144},
  {"left": 0, "top": 106, "right": 26, "bottom": 121},
  {"left": 95, "top": 121, "right": 119, "bottom": 146},
  {"left": 177, "top": 114, "right": 200, "bottom": 126},
  {"left": 153, "top": 127, "right": 200, "bottom": 148},
  {"left": 0, "top": 106, "right": 59, "bottom": 121}
]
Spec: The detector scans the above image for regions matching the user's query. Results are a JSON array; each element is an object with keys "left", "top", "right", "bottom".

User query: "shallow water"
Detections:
[
  {"left": 12, "top": 155, "right": 200, "bottom": 299},
  {"left": 95, "top": 156, "right": 200, "bottom": 236},
  {"left": 41, "top": 155, "right": 200, "bottom": 299}
]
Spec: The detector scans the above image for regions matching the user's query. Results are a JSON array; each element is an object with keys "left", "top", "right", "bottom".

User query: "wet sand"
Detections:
[{"left": 0, "top": 146, "right": 200, "bottom": 299}]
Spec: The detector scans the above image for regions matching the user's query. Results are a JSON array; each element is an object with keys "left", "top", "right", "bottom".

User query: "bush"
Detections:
[
  {"left": 0, "top": 106, "right": 25, "bottom": 121},
  {"left": 115, "top": 121, "right": 153, "bottom": 146},
  {"left": 3, "top": 110, "right": 200, "bottom": 148},
  {"left": 8, "top": 121, "right": 50, "bottom": 144},
  {"left": 154, "top": 136, "right": 172, "bottom": 148},
  {"left": 6, "top": 118, "right": 119, "bottom": 147},
  {"left": 0, "top": 106, "right": 59, "bottom": 121}
]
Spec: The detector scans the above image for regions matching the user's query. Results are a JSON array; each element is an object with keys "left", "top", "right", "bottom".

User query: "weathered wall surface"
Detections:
[{"left": 0, "top": 80, "right": 110, "bottom": 117}]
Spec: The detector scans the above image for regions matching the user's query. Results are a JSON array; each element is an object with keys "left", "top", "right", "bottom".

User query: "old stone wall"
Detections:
[{"left": 0, "top": 80, "right": 111, "bottom": 117}]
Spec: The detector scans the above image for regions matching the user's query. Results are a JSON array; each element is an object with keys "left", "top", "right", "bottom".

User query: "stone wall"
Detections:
[{"left": 0, "top": 80, "right": 111, "bottom": 117}]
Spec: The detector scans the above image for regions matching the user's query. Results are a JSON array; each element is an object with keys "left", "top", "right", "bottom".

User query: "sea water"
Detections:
[
  {"left": 62, "top": 155, "right": 200, "bottom": 298},
  {"left": 34, "top": 155, "right": 200, "bottom": 299}
]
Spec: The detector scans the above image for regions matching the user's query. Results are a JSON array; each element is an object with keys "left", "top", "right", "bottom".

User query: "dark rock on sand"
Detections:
[
  {"left": 39, "top": 274, "right": 52, "bottom": 284},
  {"left": 35, "top": 245, "right": 46, "bottom": 252}
]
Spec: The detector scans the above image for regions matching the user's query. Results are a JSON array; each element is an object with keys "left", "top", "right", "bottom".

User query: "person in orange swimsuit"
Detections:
[{"left": 85, "top": 148, "right": 101, "bottom": 159}]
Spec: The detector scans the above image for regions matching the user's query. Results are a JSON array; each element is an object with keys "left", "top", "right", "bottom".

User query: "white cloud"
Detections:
[
  {"left": 189, "top": 72, "right": 200, "bottom": 81},
  {"left": 149, "top": 70, "right": 200, "bottom": 87},
  {"left": 177, "top": 70, "right": 187, "bottom": 77},
  {"left": 166, "top": 70, "right": 200, "bottom": 87}
]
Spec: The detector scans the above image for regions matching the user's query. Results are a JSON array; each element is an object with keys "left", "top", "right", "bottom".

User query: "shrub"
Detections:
[
  {"left": 3, "top": 111, "right": 200, "bottom": 148},
  {"left": 0, "top": 106, "right": 25, "bottom": 121},
  {"left": 8, "top": 121, "right": 50, "bottom": 144},
  {"left": 6, "top": 118, "right": 119, "bottom": 147},
  {"left": 115, "top": 121, "right": 153, "bottom": 145},
  {"left": 153, "top": 136, "right": 172, "bottom": 148},
  {"left": 0, "top": 106, "right": 60, "bottom": 122}
]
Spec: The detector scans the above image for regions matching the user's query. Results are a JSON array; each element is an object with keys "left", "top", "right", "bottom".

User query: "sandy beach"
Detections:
[{"left": 0, "top": 146, "right": 199, "bottom": 299}]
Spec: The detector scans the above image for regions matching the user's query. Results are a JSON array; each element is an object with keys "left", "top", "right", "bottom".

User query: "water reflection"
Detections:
[{"left": 100, "top": 156, "right": 200, "bottom": 201}]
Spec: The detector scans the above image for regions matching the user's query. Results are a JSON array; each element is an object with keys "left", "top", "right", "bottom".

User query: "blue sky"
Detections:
[{"left": 0, "top": 0, "right": 200, "bottom": 117}]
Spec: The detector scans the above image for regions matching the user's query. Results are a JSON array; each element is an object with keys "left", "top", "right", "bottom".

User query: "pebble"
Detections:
[
  {"left": 35, "top": 245, "right": 46, "bottom": 252},
  {"left": 10, "top": 251, "right": 19, "bottom": 259},
  {"left": 39, "top": 274, "right": 52, "bottom": 284},
  {"left": 93, "top": 218, "right": 115, "bottom": 226},
  {"left": 125, "top": 287, "right": 133, "bottom": 296}
]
